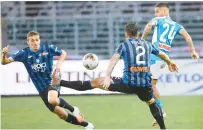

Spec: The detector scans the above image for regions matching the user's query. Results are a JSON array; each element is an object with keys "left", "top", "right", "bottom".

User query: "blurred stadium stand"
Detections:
[{"left": 1, "top": 1, "right": 203, "bottom": 59}]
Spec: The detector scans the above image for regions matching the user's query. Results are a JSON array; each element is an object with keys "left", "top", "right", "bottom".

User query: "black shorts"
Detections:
[
  {"left": 39, "top": 86, "right": 60, "bottom": 112},
  {"left": 108, "top": 81, "right": 153, "bottom": 102}
]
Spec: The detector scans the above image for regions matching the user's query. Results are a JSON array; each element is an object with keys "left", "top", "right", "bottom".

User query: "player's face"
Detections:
[
  {"left": 154, "top": 7, "right": 165, "bottom": 17},
  {"left": 27, "top": 35, "right": 40, "bottom": 52}
]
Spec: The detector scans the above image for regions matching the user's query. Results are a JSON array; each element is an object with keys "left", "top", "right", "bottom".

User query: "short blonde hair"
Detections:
[{"left": 27, "top": 31, "right": 40, "bottom": 40}]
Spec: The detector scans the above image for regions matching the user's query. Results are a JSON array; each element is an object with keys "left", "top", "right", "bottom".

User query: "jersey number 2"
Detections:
[
  {"left": 136, "top": 46, "right": 146, "bottom": 64},
  {"left": 160, "top": 23, "right": 176, "bottom": 43}
]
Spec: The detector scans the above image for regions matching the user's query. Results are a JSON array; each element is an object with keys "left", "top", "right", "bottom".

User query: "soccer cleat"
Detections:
[
  {"left": 85, "top": 122, "right": 94, "bottom": 130},
  {"left": 73, "top": 106, "right": 84, "bottom": 123},
  {"left": 152, "top": 111, "right": 167, "bottom": 126}
]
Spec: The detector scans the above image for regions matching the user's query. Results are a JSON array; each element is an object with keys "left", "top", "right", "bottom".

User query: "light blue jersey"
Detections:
[{"left": 150, "top": 16, "right": 183, "bottom": 62}]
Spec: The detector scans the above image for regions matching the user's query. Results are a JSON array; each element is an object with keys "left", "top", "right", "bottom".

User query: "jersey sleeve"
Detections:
[
  {"left": 11, "top": 50, "right": 26, "bottom": 62},
  {"left": 151, "top": 44, "right": 160, "bottom": 56},
  {"left": 114, "top": 43, "right": 124, "bottom": 56},
  {"left": 48, "top": 45, "right": 62, "bottom": 56},
  {"left": 176, "top": 23, "right": 184, "bottom": 35}
]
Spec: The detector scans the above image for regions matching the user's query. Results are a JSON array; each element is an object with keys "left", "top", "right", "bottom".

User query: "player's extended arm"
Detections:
[
  {"left": 141, "top": 21, "right": 156, "bottom": 40},
  {"left": 157, "top": 52, "right": 178, "bottom": 72},
  {"left": 179, "top": 29, "right": 200, "bottom": 61},
  {"left": 54, "top": 50, "right": 66, "bottom": 71},
  {"left": 102, "top": 54, "right": 120, "bottom": 89},
  {"left": 105, "top": 54, "right": 120, "bottom": 77},
  {"left": 1, "top": 45, "right": 14, "bottom": 65}
]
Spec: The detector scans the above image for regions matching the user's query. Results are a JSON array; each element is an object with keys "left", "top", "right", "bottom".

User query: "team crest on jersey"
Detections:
[{"left": 36, "top": 59, "right": 40, "bottom": 63}]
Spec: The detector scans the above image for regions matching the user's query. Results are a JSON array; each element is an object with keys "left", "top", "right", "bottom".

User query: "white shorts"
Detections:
[{"left": 150, "top": 61, "right": 166, "bottom": 79}]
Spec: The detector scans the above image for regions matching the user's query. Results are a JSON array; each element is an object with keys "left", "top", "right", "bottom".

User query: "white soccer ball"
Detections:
[{"left": 83, "top": 53, "right": 99, "bottom": 70}]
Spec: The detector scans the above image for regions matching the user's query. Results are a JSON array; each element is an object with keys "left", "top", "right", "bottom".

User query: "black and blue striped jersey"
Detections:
[
  {"left": 11, "top": 44, "right": 62, "bottom": 92},
  {"left": 115, "top": 38, "right": 160, "bottom": 87}
]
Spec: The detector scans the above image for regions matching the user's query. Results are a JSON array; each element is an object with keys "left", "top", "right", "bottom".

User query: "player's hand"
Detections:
[
  {"left": 168, "top": 62, "right": 178, "bottom": 72},
  {"left": 191, "top": 51, "right": 200, "bottom": 62},
  {"left": 2, "top": 45, "right": 9, "bottom": 55},
  {"left": 54, "top": 63, "right": 61, "bottom": 72},
  {"left": 101, "top": 76, "right": 111, "bottom": 90},
  {"left": 51, "top": 66, "right": 61, "bottom": 86}
]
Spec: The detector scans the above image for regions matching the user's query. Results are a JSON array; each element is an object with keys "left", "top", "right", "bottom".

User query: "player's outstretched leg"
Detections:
[
  {"left": 152, "top": 79, "right": 167, "bottom": 126},
  {"left": 54, "top": 106, "right": 94, "bottom": 130},
  {"left": 148, "top": 98, "right": 166, "bottom": 129},
  {"left": 59, "top": 77, "right": 105, "bottom": 90}
]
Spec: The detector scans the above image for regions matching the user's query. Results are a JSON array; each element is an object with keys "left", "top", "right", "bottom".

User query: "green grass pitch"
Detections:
[{"left": 1, "top": 95, "right": 203, "bottom": 129}]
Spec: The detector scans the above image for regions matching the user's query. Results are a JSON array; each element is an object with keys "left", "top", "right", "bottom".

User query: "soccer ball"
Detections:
[{"left": 83, "top": 53, "right": 99, "bottom": 70}]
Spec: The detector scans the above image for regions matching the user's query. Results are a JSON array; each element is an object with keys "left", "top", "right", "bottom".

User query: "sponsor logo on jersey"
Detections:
[
  {"left": 158, "top": 43, "right": 171, "bottom": 51},
  {"left": 130, "top": 66, "right": 149, "bottom": 72},
  {"left": 31, "top": 62, "right": 46, "bottom": 72}
]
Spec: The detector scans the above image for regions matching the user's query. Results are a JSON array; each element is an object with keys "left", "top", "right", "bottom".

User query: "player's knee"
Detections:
[
  {"left": 48, "top": 97, "right": 59, "bottom": 106},
  {"left": 147, "top": 98, "right": 155, "bottom": 105},
  {"left": 48, "top": 90, "right": 59, "bottom": 105}
]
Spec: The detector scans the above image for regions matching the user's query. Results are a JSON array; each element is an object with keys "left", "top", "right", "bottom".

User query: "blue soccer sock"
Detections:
[
  {"left": 149, "top": 102, "right": 166, "bottom": 129},
  {"left": 155, "top": 99, "right": 163, "bottom": 110}
]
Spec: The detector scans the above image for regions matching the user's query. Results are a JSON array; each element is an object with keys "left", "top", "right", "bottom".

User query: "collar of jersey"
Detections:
[
  {"left": 127, "top": 37, "right": 140, "bottom": 41},
  {"left": 29, "top": 44, "right": 43, "bottom": 54}
]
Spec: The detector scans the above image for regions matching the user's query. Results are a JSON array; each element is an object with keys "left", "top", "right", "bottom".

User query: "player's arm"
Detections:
[
  {"left": 54, "top": 50, "right": 66, "bottom": 71},
  {"left": 1, "top": 45, "right": 14, "bottom": 65},
  {"left": 102, "top": 54, "right": 120, "bottom": 89},
  {"left": 141, "top": 19, "right": 157, "bottom": 40},
  {"left": 105, "top": 54, "right": 120, "bottom": 78},
  {"left": 179, "top": 29, "right": 200, "bottom": 61},
  {"left": 152, "top": 45, "right": 178, "bottom": 72},
  {"left": 101, "top": 43, "right": 123, "bottom": 89}
]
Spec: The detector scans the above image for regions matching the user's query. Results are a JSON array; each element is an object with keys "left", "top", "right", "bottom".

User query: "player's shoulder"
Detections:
[
  {"left": 20, "top": 47, "right": 29, "bottom": 53},
  {"left": 142, "top": 40, "right": 153, "bottom": 48},
  {"left": 143, "top": 40, "right": 151, "bottom": 45}
]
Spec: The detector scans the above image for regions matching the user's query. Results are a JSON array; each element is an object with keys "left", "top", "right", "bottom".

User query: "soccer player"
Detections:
[
  {"left": 53, "top": 23, "right": 178, "bottom": 129},
  {"left": 141, "top": 2, "right": 200, "bottom": 126},
  {"left": 1, "top": 31, "right": 94, "bottom": 130}
]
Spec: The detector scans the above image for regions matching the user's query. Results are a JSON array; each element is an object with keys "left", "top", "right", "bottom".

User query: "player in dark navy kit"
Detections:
[
  {"left": 101, "top": 23, "right": 178, "bottom": 129},
  {"left": 52, "top": 23, "right": 178, "bottom": 129},
  {"left": 1, "top": 31, "right": 94, "bottom": 130}
]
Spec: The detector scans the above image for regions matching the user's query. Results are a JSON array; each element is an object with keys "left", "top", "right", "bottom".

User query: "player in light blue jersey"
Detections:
[
  {"left": 1, "top": 31, "right": 94, "bottom": 130},
  {"left": 141, "top": 2, "right": 200, "bottom": 126}
]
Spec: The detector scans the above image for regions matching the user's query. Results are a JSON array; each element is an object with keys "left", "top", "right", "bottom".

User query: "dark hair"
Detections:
[
  {"left": 27, "top": 31, "right": 40, "bottom": 40},
  {"left": 124, "top": 23, "right": 138, "bottom": 36},
  {"left": 156, "top": 2, "right": 169, "bottom": 8}
]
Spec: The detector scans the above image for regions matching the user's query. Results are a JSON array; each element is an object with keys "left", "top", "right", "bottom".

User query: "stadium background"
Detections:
[{"left": 1, "top": 1, "right": 203, "bottom": 129}]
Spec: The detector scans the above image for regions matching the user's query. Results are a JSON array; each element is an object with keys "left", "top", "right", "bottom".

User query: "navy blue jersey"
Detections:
[
  {"left": 11, "top": 44, "right": 62, "bottom": 92},
  {"left": 115, "top": 38, "right": 160, "bottom": 87}
]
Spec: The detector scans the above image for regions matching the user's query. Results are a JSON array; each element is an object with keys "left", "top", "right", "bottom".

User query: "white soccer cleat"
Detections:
[
  {"left": 73, "top": 106, "right": 84, "bottom": 123},
  {"left": 85, "top": 122, "right": 94, "bottom": 130},
  {"left": 152, "top": 111, "right": 167, "bottom": 126}
]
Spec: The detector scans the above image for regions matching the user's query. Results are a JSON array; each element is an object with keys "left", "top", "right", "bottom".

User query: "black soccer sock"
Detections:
[
  {"left": 65, "top": 113, "right": 88, "bottom": 127},
  {"left": 60, "top": 80, "right": 92, "bottom": 91},
  {"left": 59, "top": 98, "right": 74, "bottom": 112},
  {"left": 149, "top": 102, "right": 166, "bottom": 129}
]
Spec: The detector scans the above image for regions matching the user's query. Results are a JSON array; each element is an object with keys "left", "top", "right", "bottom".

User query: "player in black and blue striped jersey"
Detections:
[
  {"left": 55, "top": 23, "right": 178, "bottom": 129},
  {"left": 101, "top": 23, "right": 178, "bottom": 129},
  {"left": 1, "top": 31, "right": 94, "bottom": 130}
]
